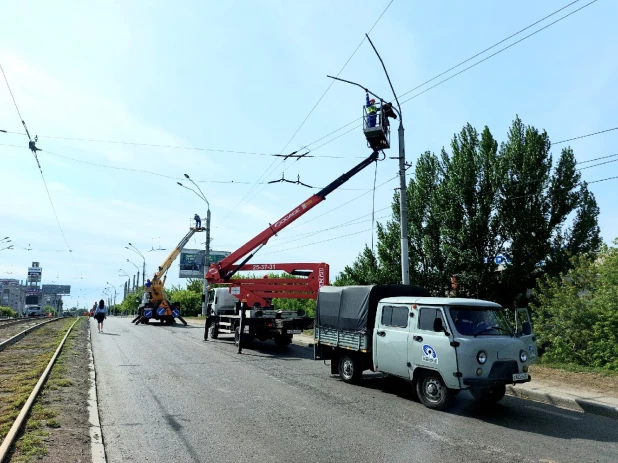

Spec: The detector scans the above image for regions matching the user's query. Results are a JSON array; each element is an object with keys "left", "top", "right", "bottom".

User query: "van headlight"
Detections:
[
  {"left": 519, "top": 350, "right": 528, "bottom": 363},
  {"left": 477, "top": 351, "right": 487, "bottom": 364}
]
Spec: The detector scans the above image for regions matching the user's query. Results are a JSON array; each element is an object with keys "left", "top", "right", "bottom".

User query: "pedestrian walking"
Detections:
[
  {"left": 90, "top": 302, "right": 97, "bottom": 317},
  {"left": 194, "top": 214, "right": 202, "bottom": 228},
  {"left": 93, "top": 299, "right": 107, "bottom": 333}
]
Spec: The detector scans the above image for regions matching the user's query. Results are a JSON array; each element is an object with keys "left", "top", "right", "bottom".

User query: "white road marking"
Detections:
[{"left": 525, "top": 405, "right": 581, "bottom": 420}]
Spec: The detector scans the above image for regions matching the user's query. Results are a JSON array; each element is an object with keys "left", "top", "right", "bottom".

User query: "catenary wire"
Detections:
[{"left": 219, "top": 1, "right": 395, "bottom": 224}]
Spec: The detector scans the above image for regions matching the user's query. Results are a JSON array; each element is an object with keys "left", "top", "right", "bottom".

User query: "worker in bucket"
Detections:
[
  {"left": 194, "top": 213, "right": 202, "bottom": 229},
  {"left": 365, "top": 92, "right": 377, "bottom": 128}
]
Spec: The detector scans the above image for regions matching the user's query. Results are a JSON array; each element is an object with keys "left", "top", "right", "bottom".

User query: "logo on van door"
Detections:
[{"left": 422, "top": 344, "right": 438, "bottom": 364}]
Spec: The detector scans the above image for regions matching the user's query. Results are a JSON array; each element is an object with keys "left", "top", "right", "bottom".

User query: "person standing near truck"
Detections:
[{"left": 93, "top": 299, "right": 107, "bottom": 333}]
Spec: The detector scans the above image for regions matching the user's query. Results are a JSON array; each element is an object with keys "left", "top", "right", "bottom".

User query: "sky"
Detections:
[{"left": 1, "top": 0, "right": 617, "bottom": 309}]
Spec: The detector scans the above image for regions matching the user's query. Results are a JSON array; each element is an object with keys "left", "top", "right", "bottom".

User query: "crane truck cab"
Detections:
[
  {"left": 314, "top": 285, "right": 537, "bottom": 411},
  {"left": 205, "top": 287, "right": 312, "bottom": 347}
]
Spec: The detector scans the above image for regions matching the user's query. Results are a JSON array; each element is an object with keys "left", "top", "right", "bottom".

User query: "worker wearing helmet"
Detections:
[
  {"left": 366, "top": 93, "right": 377, "bottom": 128},
  {"left": 194, "top": 214, "right": 201, "bottom": 229}
]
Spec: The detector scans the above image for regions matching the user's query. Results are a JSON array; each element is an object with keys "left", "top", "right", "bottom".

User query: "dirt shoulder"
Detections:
[
  {"left": 4, "top": 317, "right": 91, "bottom": 463},
  {"left": 530, "top": 364, "right": 618, "bottom": 397}
]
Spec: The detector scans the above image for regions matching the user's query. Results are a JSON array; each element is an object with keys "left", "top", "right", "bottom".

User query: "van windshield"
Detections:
[{"left": 449, "top": 307, "right": 513, "bottom": 337}]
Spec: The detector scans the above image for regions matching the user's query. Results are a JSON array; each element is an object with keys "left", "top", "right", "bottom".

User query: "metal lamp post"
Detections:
[
  {"left": 126, "top": 258, "right": 140, "bottom": 292},
  {"left": 127, "top": 244, "right": 146, "bottom": 288},
  {"left": 106, "top": 282, "right": 117, "bottom": 314},
  {"left": 177, "top": 174, "right": 211, "bottom": 317}
]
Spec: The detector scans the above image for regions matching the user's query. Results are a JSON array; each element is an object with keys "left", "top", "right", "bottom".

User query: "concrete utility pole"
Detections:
[
  {"left": 178, "top": 174, "right": 211, "bottom": 317},
  {"left": 132, "top": 274, "right": 136, "bottom": 292}
]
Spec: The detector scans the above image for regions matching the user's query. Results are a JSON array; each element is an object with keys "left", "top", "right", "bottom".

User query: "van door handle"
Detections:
[
  {"left": 377, "top": 330, "right": 386, "bottom": 337},
  {"left": 413, "top": 336, "right": 423, "bottom": 342}
]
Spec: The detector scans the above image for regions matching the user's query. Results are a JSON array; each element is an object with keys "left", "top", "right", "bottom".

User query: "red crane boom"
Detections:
[{"left": 206, "top": 150, "right": 380, "bottom": 288}]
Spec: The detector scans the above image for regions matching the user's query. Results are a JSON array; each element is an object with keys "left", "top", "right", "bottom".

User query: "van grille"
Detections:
[{"left": 488, "top": 361, "right": 518, "bottom": 380}]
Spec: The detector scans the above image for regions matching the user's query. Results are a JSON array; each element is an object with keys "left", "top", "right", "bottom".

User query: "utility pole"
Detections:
[
  {"left": 132, "top": 274, "right": 136, "bottom": 292},
  {"left": 204, "top": 208, "right": 211, "bottom": 316},
  {"left": 366, "top": 34, "right": 410, "bottom": 284},
  {"left": 178, "top": 173, "right": 211, "bottom": 317}
]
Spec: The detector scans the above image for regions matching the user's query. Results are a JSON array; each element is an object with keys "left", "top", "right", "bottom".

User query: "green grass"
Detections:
[
  {"left": 536, "top": 361, "right": 618, "bottom": 377},
  {"left": 45, "top": 418, "right": 60, "bottom": 428}
]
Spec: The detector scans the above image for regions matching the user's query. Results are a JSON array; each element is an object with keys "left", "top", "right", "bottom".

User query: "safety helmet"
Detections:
[{"left": 369, "top": 98, "right": 375, "bottom": 104}]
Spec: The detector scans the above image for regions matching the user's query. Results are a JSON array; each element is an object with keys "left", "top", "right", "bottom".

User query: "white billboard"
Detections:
[
  {"left": 179, "top": 249, "right": 230, "bottom": 278},
  {"left": 27, "top": 266, "right": 42, "bottom": 282}
]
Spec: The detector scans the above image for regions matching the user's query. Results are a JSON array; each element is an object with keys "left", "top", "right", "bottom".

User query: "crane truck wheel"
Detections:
[
  {"left": 208, "top": 322, "right": 218, "bottom": 339},
  {"left": 338, "top": 354, "right": 362, "bottom": 384},
  {"left": 234, "top": 326, "right": 243, "bottom": 347}
]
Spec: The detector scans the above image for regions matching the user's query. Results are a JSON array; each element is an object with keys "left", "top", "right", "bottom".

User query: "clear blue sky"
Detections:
[{"left": 1, "top": 0, "right": 617, "bottom": 308}]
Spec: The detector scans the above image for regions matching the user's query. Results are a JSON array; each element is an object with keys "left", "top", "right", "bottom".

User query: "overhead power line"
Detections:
[
  {"left": 219, "top": 0, "right": 395, "bottom": 225},
  {"left": 0, "top": 64, "right": 77, "bottom": 270},
  {"left": 577, "top": 152, "right": 618, "bottom": 165},
  {"left": 554, "top": 126, "right": 618, "bottom": 145},
  {"left": 290, "top": 0, "right": 598, "bottom": 157},
  {"left": 0, "top": 143, "right": 373, "bottom": 190}
]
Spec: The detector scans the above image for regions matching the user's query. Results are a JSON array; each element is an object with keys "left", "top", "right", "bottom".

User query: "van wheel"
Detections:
[
  {"left": 416, "top": 372, "right": 456, "bottom": 410},
  {"left": 470, "top": 385, "right": 506, "bottom": 404},
  {"left": 339, "top": 354, "right": 362, "bottom": 384}
]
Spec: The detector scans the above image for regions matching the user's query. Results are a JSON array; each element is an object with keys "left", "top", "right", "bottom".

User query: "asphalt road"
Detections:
[{"left": 92, "top": 317, "right": 618, "bottom": 463}]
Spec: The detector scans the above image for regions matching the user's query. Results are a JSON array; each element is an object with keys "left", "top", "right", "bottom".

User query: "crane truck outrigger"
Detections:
[
  {"left": 132, "top": 227, "right": 204, "bottom": 326},
  {"left": 204, "top": 149, "right": 382, "bottom": 348}
]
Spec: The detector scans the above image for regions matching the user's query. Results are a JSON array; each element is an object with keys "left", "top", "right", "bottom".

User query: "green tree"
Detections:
[
  {"left": 338, "top": 116, "right": 601, "bottom": 308},
  {"left": 533, "top": 242, "right": 618, "bottom": 370},
  {"left": 0, "top": 306, "right": 16, "bottom": 318}
]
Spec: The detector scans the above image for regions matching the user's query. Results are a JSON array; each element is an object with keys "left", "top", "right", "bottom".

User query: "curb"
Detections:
[
  {"left": 87, "top": 324, "right": 107, "bottom": 463},
  {"left": 0, "top": 318, "right": 61, "bottom": 352},
  {"left": 506, "top": 385, "right": 618, "bottom": 420}
]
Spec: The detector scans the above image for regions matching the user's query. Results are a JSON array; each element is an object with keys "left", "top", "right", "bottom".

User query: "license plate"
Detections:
[
  {"left": 512, "top": 373, "right": 529, "bottom": 381},
  {"left": 287, "top": 329, "right": 301, "bottom": 334}
]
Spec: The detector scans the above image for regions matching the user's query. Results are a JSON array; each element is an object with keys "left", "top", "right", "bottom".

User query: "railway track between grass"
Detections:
[{"left": 0, "top": 317, "right": 79, "bottom": 462}]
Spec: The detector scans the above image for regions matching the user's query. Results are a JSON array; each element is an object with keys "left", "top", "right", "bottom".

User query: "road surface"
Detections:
[{"left": 92, "top": 317, "right": 618, "bottom": 463}]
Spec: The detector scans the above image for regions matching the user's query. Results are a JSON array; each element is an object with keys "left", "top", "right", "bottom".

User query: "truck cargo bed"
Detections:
[{"left": 315, "top": 326, "right": 371, "bottom": 352}]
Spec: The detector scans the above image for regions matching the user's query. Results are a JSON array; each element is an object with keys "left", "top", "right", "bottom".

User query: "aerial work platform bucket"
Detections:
[{"left": 363, "top": 102, "right": 390, "bottom": 151}]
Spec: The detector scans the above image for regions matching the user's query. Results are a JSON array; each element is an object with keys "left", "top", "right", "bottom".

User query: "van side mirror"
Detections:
[
  {"left": 433, "top": 317, "right": 444, "bottom": 333},
  {"left": 522, "top": 321, "right": 532, "bottom": 336}
]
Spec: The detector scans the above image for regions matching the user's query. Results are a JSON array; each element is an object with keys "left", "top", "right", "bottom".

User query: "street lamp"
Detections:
[
  {"left": 127, "top": 243, "right": 146, "bottom": 288},
  {"left": 178, "top": 174, "right": 211, "bottom": 317},
  {"left": 106, "top": 282, "right": 117, "bottom": 313},
  {"left": 0, "top": 245, "right": 14, "bottom": 252},
  {"left": 0, "top": 236, "right": 10, "bottom": 243},
  {"left": 126, "top": 258, "right": 140, "bottom": 292},
  {"left": 326, "top": 36, "right": 410, "bottom": 285}
]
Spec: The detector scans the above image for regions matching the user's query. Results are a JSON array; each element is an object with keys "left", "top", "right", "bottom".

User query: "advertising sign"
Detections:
[
  {"left": 25, "top": 288, "right": 41, "bottom": 295},
  {"left": 42, "top": 284, "right": 71, "bottom": 295},
  {"left": 27, "top": 266, "right": 42, "bottom": 282},
  {"left": 179, "top": 249, "right": 231, "bottom": 278}
]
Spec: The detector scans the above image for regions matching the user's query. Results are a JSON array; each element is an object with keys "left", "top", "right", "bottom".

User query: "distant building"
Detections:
[{"left": 0, "top": 279, "right": 26, "bottom": 316}]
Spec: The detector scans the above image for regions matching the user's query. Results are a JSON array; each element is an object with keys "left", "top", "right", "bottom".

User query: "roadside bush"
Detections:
[
  {"left": 532, "top": 241, "right": 618, "bottom": 371},
  {"left": 0, "top": 306, "right": 16, "bottom": 318}
]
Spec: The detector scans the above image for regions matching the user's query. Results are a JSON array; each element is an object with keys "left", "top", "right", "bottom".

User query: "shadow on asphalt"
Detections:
[
  {"left": 146, "top": 386, "right": 202, "bottom": 463},
  {"left": 133, "top": 323, "right": 201, "bottom": 329},
  {"left": 352, "top": 374, "right": 618, "bottom": 443},
  {"left": 100, "top": 332, "right": 120, "bottom": 336}
]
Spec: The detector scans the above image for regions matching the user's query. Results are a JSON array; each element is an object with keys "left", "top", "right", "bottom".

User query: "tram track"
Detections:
[
  {"left": 0, "top": 318, "right": 80, "bottom": 462},
  {"left": 0, "top": 318, "right": 59, "bottom": 351}
]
